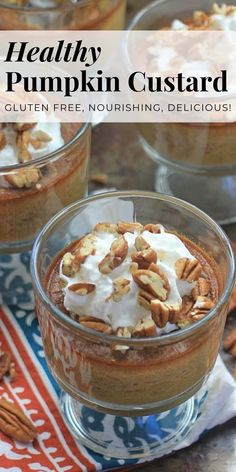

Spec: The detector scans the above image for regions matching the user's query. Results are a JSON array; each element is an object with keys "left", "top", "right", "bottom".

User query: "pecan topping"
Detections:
[
  {"left": 117, "top": 221, "right": 143, "bottom": 234},
  {"left": 192, "top": 277, "right": 211, "bottom": 300},
  {"left": 175, "top": 258, "right": 202, "bottom": 282},
  {"left": 13, "top": 122, "right": 36, "bottom": 132},
  {"left": 142, "top": 224, "right": 162, "bottom": 234},
  {"left": 178, "top": 296, "right": 214, "bottom": 327},
  {"left": 80, "top": 320, "right": 112, "bottom": 334},
  {"left": 133, "top": 269, "right": 169, "bottom": 301},
  {"left": 0, "top": 398, "right": 37, "bottom": 443},
  {"left": 73, "top": 234, "right": 96, "bottom": 270},
  {"left": 5, "top": 167, "right": 41, "bottom": 189},
  {"left": 132, "top": 248, "right": 157, "bottom": 269},
  {"left": 61, "top": 252, "right": 76, "bottom": 277},
  {"left": 148, "top": 263, "right": 170, "bottom": 291},
  {"left": 111, "top": 278, "right": 130, "bottom": 302},
  {"left": 129, "top": 262, "right": 139, "bottom": 274},
  {"left": 133, "top": 319, "right": 157, "bottom": 337},
  {"left": 99, "top": 235, "right": 128, "bottom": 274},
  {"left": 94, "top": 222, "right": 118, "bottom": 234},
  {"left": 68, "top": 282, "right": 96, "bottom": 295},
  {"left": 193, "top": 10, "right": 209, "bottom": 26},
  {"left": 135, "top": 235, "right": 150, "bottom": 251},
  {"left": 32, "top": 130, "right": 52, "bottom": 142},
  {"left": 17, "top": 130, "right": 31, "bottom": 163}
]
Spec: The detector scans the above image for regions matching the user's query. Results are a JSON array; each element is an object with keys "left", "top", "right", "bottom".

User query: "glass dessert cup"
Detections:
[
  {"left": 128, "top": 0, "right": 236, "bottom": 224},
  {"left": 31, "top": 191, "right": 235, "bottom": 459},
  {"left": 0, "top": 122, "right": 91, "bottom": 253},
  {"left": 0, "top": 0, "right": 126, "bottom": 30}
]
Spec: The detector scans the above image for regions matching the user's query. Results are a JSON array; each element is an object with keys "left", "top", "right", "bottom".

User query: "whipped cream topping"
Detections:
[
  {"left": 171, "top": 4, "right": 236, "bottom": 31},
  {"left": 60, "top": 226, "right": 196, "bottom": 331},
  {"left": 0, "top": 122, "right": 64, "bottom": 167}
]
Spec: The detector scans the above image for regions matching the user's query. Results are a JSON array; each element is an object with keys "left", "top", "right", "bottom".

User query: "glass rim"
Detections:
[
  {"left": 0, "top": 0, "right": 97, "bottom": 13},
  {"left": 0, "top": 121, "right": 90, "bottom": 172},
  {"left": 30, "top": 190, "right": 236, "bottom": 347}
]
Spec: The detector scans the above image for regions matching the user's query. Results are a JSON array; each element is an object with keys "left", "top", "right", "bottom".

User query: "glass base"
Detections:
[
  {"left": 60, "top": 390, "right": 207, "bottom": 459},
  {"left": 155, "top": 165, "right": 236, "bottom": 225}
]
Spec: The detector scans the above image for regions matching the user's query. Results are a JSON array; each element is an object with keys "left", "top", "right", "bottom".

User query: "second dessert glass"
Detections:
[
  {"left": 127, "top": 0, "right": 236, "bottom": 224},
  {"left": 31, "top": 191, "right": 235, "bottom": 459},
  {"left": 0, "top": 122, "right": 91, "bottom": 253}
]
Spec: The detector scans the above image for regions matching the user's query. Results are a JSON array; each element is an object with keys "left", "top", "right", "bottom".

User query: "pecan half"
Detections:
[
  {"left": 133, "top": 269, "right": 169, "bottom": 301},
  {"left": 118, "top": 221, "right": 143, "bottom": 234},
  {"left": 133, "top": 319, "right": 157, "bottom": 337},
  {"left": 0, "top": 398, "right": 37, "bottom": 443},
  {"left": 99, "top": 235, "right": 128, "bottom": 274},
  {"left": 6, "top": 168, "right": 41, "bottom": 189},
  {"left": 68, "top": 282, "right": 96, "bottom": 295},
  {"left": 192, "top": 277, "right": 211, "bottom": 300},
  {"left": 142, "top": 224, "right": 162, "bottom": 234},
  {"left": 132, "top": 248, "right": 157, "bottom": 269},
  {"left": 175, "top": 258, "right": 202, "bottom": 282},
  {"left": 135, "top": 235, "right": 150, "bottom": 251},
  {"left": 80, "top": 320, "right": 112, "bottom": 334},
  {"left": 73, "top": 234, "right": 96, "bottom": 270},
  {"left": 94, "top": 222, "right": 118, "bottom": 233}
]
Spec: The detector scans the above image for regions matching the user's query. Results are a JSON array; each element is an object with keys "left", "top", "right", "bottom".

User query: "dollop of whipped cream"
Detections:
[
  {"left": 0, "top": 122, "right": 64, "bottom": 167},
  {"left": 60, "top": 224, "right": 196, "bottom": 332}
]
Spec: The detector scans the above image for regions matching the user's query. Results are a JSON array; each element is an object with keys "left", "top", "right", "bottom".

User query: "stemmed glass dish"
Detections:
[
  {"left": 127, "top": 0, "right": 236, "bottom": 223},
  {"left": 31, "top": 191, "right": 235, "bottom": 458}
]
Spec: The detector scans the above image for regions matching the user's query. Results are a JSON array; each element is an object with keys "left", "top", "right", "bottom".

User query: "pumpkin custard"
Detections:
[
  {"left": 0, "top": 0, "right": 126, "bottom": 30},
  {"left": 0, "top": 121, "right": 90, "bottom": 252},
  {"left": 138, "top": 3, "right": 236, "bottom": 168},
  {"left": 43, "top": 221, "right": 223, "bottom": 411}
]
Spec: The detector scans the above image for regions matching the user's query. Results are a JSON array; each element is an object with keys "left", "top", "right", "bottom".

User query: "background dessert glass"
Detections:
[
  {"left": 31, "top": 191, "right": 235, "bottom": 459},
  {"left": 128, "top": 0, "right": 236, "bottom": 224},
  {"left": 0, "top": 0, "right": 127, "bottom": 30},
  {"left": 0, "top": 122, "right": 91, "bottom": 253}
]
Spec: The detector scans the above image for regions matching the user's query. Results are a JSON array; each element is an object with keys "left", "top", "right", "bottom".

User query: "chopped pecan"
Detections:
[
  {"left": 129, "top": 262, "right": 139, "bottom": 274},
  {"left": 175, "top": 258, "right": 202, "bottom": 282},
  {"left": 61, "top": 252, "right": 76, "bottom": 277},
  {"left": 151, "top": 300, "right": 169, "bottom": 328},
  {"left": 0, "top": 351, "right": 11, "bottom": 381},
  {"left": 5, "top": 167, "right": 41, "bottom": 189},
  {"left": 133, "top": 269, "right": 169, "bottom": 301},
  {"left": 13, "top": 123, "right": 35, "bottom": 132},
  {"left": 112, "top": 327, "right": 132, "bottom": 357},
  {"left": 117, "top": 221, "right": 143, "bottom": 234},
  {"left": 135, "top": 235, "right": 150, "bottom": 251},
  {"left": 94, "top": 222, "right": 118, "bottom": 233},
  {"left": 192, "top": 277, "right": 211, "bottom": 300},
  {"left": 193, "top": 10, "right": 209, "bottom": 26},
  {"left": 68, "top": 282, "right": 96, "bottom": 295},
  {"left": 73, "top": 234, "right": 96, "bottom": 270},
  {"left": 175, "top": 296, "right": 194, "bottom": 328},
  {"left": 133, "top": 319, "right": 157, "bottom": 337},
  {"left": 111, "top": 278, "right": 130, "bottom": 302},
  {"left": 99, "top": 235, "right": 128, "bottom": 274},
  {"left": 142, "top": 224, "right": 162, "bottom": 234},
  {"left": 0, "top": 131, "right": 6, "bottom": 150},
  {"left": 80, "top": 320, "right": 112, "bottom": 334},
  {"left": 148, "top": 263, "right": 170, "bottom": 291},
  {"left": 0, "top": 398, "right": 37, "bottom": 443},
  {"left": 131, "top": 248, "right": 157, "bottom": 269},
  {"left": 178, "top": 296, "right": 214, "bottom": 327},
  {"left": 32, "top": 130, "right": 52, "bottom": 142},
  {"left": 17, "top": 131, "right": 31, "bottom": 163}
]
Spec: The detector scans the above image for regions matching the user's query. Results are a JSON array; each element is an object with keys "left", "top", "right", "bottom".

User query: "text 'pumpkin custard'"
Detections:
[{"left": 58, "top": 221, "right": 218, "bottom": 340}]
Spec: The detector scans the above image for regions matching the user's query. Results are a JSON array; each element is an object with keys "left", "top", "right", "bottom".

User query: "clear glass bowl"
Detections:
[
  {"left": 31, "top": 191, "right": 235, "bottom": 458},
  {"left": 0, "top": 0, "right": 126, "bottom": 30},
  {"left": 0, "top": 122, "right": 91, "bottom": 253},
  {"left": 128, "top": 0, "right": 236, "bottom": 224}
]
